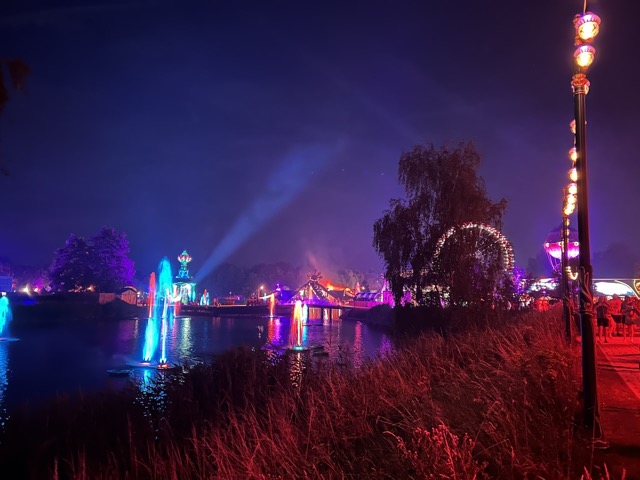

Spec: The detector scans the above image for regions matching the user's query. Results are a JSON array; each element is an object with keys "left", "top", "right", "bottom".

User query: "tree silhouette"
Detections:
[
  {"left": 373, "top": 142, "right": 508, "bottom": 307},
  {"left": 49, "top": 228, "right": 135, "bottom": 292}
]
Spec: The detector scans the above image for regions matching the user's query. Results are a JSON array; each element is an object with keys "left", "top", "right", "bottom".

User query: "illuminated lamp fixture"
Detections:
[
  {"left": 570, "top": 119, "right": 576, "bottom": 135},
  {"left": 574, "top": 44, "right": 596, "bottom": 68},
  {"left": 569, "top": 146, "right": 578, "bottom": 162},
  {"left": 574, "top": 12, "right": 601, "bottom": 41},
  {"left": 567, "top": 182, "right": 578, "bottom": 195},
  {"left": 569, "top": 167, "right": 578, "bottom": 182},
  {"left": 564, "top": 204, "right": 575, "bottom": 216},
  {"left": 566, "top": 266, "right": 579, "bottom": 281}
]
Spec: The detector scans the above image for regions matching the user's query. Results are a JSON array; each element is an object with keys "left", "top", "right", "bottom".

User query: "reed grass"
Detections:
[{"left": 0, "top": 307, "right": 615, "bottom": 479}]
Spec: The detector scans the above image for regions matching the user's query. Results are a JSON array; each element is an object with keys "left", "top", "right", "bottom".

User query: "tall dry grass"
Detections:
[{"left": 1, "top": 308, "right": 603, "bottom": 479}]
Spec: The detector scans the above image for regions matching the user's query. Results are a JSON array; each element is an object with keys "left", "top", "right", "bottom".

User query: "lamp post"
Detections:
[
  {"left": 561, "top": 188, "right": 573, "bottom": 344},
  {"left": 571, "top": 7, "right": 606, "bottom": 445}
]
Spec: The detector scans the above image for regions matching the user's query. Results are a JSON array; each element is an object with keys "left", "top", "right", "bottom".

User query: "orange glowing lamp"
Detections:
[
  {"left": 574, "top": 44, "right": 596, "bottom": 68},
  {"left": 574, "top": 12, "right": 601, "bottom": 42},
  {"left": 569, "top": 147, "right": 578, "bottom": 162}
]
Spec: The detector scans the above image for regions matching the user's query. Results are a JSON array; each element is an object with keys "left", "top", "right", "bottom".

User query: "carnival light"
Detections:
[
  {"left": 569, "top": 167, "right": 578, "bottom": 182},
  {"left": 568, "top": 183, "right": 578, "bottom": 195},
  {"left": 574, "top": 44, "right": 596, "bottom": 68},
  {"left": 574, "top": 12, "right": 601, "bottom": 42},
  {"left": 566, "top": 266, "right": 579, "bottom": 281},
  {"left": 569, "top": 147, "right": 578, "bottom": 162},
  {"left": 433, "top": 222, "right": 515, "bottom": 273}
]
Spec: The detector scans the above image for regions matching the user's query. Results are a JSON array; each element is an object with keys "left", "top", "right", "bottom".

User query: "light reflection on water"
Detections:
[
  {"left": 0, "top": 344, "right": 8, "bottom": 431},
  {"left": 2, "top": 314, "right": 393, "bottom": 409}
]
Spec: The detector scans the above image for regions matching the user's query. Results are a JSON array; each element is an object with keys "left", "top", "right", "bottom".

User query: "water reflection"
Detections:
[
  {"left": 175, "top": 317, "right": 193, "bottom": 359},
  {"left": 352, "top": 321, "right": 365, "bottom": 369},
  {"left": 288, "top": 350, "right": 304, "bottom": 389},
  {"left": 267, "top": 318, "right": 282, "bottom": 345},
  {"left": 1, "top": 311, "right": 394, "bottom": 410},
  {"left": 0, "top": 344, "right": 8, "bottom": 431}
]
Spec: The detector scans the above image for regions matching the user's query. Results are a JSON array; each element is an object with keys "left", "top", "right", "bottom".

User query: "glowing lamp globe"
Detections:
[
  {"left": 574, "top": 12, "right": 601, "bottom": 42},
  {"left": 570, "top": 120, "right": 576, "bottom": 135},
  {"left": 567, "top": 183, "right": 577, "bottom": 195},
  {"left": 574, "top": 44, "right": 596, "bottom": 68},
  {"left": 564, "top": 204, "right": 575, "bottom": 216},
  {"left": 569, "top": 167, "right": 577, "bottom": 182},
  {"left": 569, "top": 147, "right": 578, "bottom": 162}
]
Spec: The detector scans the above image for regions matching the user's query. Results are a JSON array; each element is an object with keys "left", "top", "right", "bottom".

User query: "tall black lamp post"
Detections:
[
  {"left": 571, "top": 7, "right": 607, "bottom": 445},
  {"left": 561, "top": 187, "right": 574, "bottom": 344}
]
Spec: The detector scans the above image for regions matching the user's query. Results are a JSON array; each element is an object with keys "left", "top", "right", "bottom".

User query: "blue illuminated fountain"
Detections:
[
  {"left": 133, "top": 257, "right": 175, "bottom": 369},
  {"left": 0, "top": 296, "right": 15, "bottom": 341}
]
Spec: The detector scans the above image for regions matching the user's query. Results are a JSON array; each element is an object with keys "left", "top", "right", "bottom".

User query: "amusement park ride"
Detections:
[{"left": 540, "top": 225, "right": 640, "bottom": 298}]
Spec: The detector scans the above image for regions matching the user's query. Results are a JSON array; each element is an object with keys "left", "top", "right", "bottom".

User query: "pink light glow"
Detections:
[
  {"left": 545, "top": 241, "right": 580, "bottom": 260},
  {"left": 291, "top": 301, "right": 303, "bottom": 347},
  {"left": 148, "top": 273, "right": 156, "bottom": 318},
  {"left": 269, "top": 293, "right": 275, "bottom": 318}
]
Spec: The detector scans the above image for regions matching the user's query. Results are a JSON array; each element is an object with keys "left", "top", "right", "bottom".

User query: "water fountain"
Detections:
[
  {"left": 290, "top": 301, "right": 303, "bottom": 349},
  {"left": 268, "top": 293, "right": 275, "bottom": 318},
  {"left": 128, "top": 258, "right": 175, "bottom": 370},
  {"left": 0, "top": 296, "right": 13, "bottom": 341}
]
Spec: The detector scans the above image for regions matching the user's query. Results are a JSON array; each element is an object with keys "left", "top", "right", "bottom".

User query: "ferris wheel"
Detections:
[{"left": 433, "top": 222, "right": 515, "bottom": 273}]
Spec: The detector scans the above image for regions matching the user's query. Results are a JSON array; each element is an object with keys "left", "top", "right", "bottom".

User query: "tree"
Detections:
[
  {"left": 373, "top": 142, "right": 508, "bottom": 307},
  {"left": 49, "top": 235, "right": 93, "bottom": 292},
  {"left": 49, "top": 228, "right": 135, "bottom": 292},
  {"left": 90, "top": 227, "right": 135, "bottom": 291}
]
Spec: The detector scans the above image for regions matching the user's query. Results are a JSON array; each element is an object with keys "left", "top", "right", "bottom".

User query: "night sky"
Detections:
[{"left": 1, "top": 0, "right": 639, "bottom": 281}]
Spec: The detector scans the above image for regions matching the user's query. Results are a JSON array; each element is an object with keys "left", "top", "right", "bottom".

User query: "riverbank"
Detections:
[
  {"left": 0, "top": 307, "right": 617, "bottom": 478},
  {"left": 8, "top": 294, "right": 145, "bottom": 325}
]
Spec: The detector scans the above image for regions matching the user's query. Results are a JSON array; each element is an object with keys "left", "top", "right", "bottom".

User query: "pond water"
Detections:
[{"left": 0, "top": 311, "right": 392, "bottom": 411}]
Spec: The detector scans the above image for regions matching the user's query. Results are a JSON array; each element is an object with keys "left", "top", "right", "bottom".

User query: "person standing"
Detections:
[
  {"left": 621, "top": 296, "right": 639, "bottom": 342},
  {"left": 594, "top": 296, "right": 611, "bottom": 343},
  {"left": 609, "top": 294, "right": 623, "bottom": 337}
]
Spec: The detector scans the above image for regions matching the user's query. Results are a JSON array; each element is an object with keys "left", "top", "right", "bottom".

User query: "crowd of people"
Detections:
[{"left": 594, "top": 294, "right": 640, "bottom": 342}]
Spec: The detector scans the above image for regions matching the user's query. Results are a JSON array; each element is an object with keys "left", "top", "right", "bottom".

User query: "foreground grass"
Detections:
[{"left": 0, "top": 308, "right": 608, "bottom": 478}]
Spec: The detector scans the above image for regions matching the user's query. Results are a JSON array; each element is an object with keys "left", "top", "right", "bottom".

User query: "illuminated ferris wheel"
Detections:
[
  {"left": 433, "top": 222, "right": 515, "bottom": 274},
  {"left": 543, "top": 225, "right": 579, "bottom": 273}
]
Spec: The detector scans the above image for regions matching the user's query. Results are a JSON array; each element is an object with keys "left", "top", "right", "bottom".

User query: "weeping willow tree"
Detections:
[
  {"left": 373, "top": 142, "right": 509, "bottom": 307},
  {"left": 0, "top": 58, "right": 30, "bottom": 176}
]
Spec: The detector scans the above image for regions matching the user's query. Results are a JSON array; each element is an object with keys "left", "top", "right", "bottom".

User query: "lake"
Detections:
[{"left": 0, "top": 311, "right": 393, "bottom": 413}]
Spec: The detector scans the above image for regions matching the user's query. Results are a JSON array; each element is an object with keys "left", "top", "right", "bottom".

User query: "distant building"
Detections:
[{"left": 118, "top": 286, "right": 138, "bottom": 305}]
